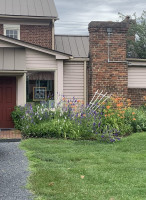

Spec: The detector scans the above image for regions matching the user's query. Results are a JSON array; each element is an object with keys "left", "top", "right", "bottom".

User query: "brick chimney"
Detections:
[{"left": 88, "top": 21, "right": 129, "bottom": 101}]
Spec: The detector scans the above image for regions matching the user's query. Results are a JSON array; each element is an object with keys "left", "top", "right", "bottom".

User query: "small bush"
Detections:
[{"left": 11, "top": 106, "right": 25, "bottom": 130}]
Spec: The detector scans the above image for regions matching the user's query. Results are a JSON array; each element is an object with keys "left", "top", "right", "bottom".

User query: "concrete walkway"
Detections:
[{"left": 0, "top": 142, "right": 33, "bottom": 200}]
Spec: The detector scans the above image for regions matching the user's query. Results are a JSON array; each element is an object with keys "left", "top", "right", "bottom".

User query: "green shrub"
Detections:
[
  {"left": 11, "top": 106, "right": 25, "bottom": 130},
  {"left": 22, "top": 119, "right": 81, "bottom": 139},
  {"left": 12, "top": 102, "right": 54, "bottom": 131},
  {"left": 124, "top": 107, "right": 146, "bottom": 132}
]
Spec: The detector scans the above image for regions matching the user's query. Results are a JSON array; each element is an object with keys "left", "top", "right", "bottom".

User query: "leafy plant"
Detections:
[
  {"left": 119, "top": 11, "right": 146, "bottom": 58},
  {"left": 11, "top": 106, "right": 25, "bottom": 130}
]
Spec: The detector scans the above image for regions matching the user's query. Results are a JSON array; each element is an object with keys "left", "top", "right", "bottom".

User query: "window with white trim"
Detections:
[{"left": 4, "top": 25, "right": 20, "bottom": 40}]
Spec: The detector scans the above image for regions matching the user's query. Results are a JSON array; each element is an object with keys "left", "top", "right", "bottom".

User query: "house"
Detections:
[
  {"left": 0, "top": 0, "right": 145, "bottom": 129},
  {"left": 0, "top": 0, "right": 89, "bottom": 128}
]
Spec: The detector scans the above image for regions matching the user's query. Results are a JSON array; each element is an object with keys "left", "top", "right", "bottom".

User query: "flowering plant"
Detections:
[{"left": 12, "top": 95, "right": 146, "bottom": 142}]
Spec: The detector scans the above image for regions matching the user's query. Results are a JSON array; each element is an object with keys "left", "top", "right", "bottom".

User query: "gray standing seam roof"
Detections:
[
  {"left": 55, "top": 35, "right": 89, "bottom": 58},
  {"left": 0, "top": 0, "right": 58, "bottom": 18}
]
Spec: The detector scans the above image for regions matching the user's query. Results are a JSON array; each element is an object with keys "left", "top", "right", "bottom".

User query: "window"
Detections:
[
  {"left": 26, "top": 72, "right": 55, "bottom": 107},
  {"left": 4, "top": 25, "right": 20, "bottom": 40}
]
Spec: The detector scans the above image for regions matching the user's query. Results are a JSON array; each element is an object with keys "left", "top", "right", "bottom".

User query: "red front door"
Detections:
[{"left": 0, "top": 77, "right": 16, "bottom": 128}]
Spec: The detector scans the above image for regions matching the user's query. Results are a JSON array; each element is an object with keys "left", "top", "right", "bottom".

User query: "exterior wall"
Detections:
[
  {"left": 0, "top": 48, "right": 25, "bottom": 70},
  {"left": 26, "top": 49, "right": 57, "bottom": 70},
  {"left": 128, "top": 88, "right": 146, "bottom": 106},
  {"left": 128, "top": 66, "right": 146, "bottom": 106},
  {"left": 20, "top": 24, "right": 52, "bottom": 49},
  {"left": 63, "top": 61, "right": 84, "bottom": 101},
  {"left": 0, "top": 24, "right": 3, "bottom": 34},
  {"left": 88, "top": 21, "right": 129, "bottom": 102}
]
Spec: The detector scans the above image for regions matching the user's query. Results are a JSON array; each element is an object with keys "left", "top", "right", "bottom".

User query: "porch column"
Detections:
[
  {"left": 57, "top": 60, "right": 63, "bottom": 101},
  {"left": 16, "top": 73, "right": 26, "bottom": 106}
]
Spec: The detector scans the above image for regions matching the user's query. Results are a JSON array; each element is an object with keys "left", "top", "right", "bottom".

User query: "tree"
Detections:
[{"left": 119, "top": 11, "right": 146, "bottom": 59}]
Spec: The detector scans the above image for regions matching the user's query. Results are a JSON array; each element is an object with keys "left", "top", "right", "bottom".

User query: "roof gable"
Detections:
[
  {"left": 0, "top": 0, "right": 58, "bottom": 19},
  {"left": 0, "top": 35, "right": 71, "bottom": 60}
]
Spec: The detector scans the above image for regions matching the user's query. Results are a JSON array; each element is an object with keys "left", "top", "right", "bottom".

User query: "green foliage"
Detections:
[
  {"left": 119, "top": 11, "right": 146, "bottom": 58},
  {"left": 22, "top": 119, "right": 79, "bottom": 139},
  {"left": 123, "top": 106, "right": 146, "bottom": 132},
  {"left": 11, "top": 106, "right": 25, "bottom": 130}
]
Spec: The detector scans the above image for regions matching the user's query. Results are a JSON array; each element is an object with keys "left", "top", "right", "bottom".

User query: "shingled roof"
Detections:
[
  {"left": 55, "top": 35, "right": 89, "bottom": 58},
  {"left": 0, "top": 0, "right": 58, "bottom": 19}
]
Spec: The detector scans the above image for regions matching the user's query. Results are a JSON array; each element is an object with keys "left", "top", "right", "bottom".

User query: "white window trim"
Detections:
[{"left": 4, "top": 24, "right": 20, "bottom": 40}]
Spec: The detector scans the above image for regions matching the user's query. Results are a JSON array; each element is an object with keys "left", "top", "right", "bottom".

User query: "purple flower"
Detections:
[{"left": 93, "top": 122, "right": 96, "bottom": 126}]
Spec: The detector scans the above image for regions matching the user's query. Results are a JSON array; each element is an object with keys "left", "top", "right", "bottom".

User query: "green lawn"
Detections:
[{"left": 21, "top": 132, "right": 146, "bottom": 200}]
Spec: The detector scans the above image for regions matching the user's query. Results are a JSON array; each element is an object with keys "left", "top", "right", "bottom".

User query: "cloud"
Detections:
[{"left": 54, "top": 0, "right": 146, "bottom": 35}]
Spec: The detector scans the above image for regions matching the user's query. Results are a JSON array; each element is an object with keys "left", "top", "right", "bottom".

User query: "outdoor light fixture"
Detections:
[{"left": 107, "top": 28, "right": 112, "bottom": 33}]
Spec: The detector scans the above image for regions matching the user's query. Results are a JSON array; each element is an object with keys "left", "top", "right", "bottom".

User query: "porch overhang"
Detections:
[{"left": 0, "top": 70, "right": 27, "bottom": 76}]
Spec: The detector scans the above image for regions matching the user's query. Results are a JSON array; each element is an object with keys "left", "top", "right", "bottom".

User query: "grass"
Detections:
[{"left": 21, "top": 132, "right": 146, "bottom": 200}]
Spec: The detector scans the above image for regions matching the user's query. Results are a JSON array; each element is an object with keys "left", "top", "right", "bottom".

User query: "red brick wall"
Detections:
[
  {"left": 128, "top": 89, "right": 146, "bottom": 106},
  {"left": 20, "top": 24, "right": 52, "bottom": 49},
  {"left": 88, "top": 21, "right": 129, "bottom": 102},
  {"left": 0, "top": 24, "right": 3, "bottom": 34}
]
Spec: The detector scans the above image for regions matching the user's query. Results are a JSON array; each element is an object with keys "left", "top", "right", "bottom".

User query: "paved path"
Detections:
[
  {"left": 0, "top": 142, "right": 33, "bottom": 200},
  {"left": 0, "top": 130, "right": 22, "bottom": 140}
]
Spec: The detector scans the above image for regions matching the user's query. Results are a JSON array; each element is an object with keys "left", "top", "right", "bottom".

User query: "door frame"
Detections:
[{"left": 0, "top": 71, "right": 27, "bottom": 106}]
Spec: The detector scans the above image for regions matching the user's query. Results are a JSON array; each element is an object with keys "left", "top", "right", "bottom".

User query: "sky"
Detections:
[{"left": 54, "top": 0, "right": 145, "bottom": 35}]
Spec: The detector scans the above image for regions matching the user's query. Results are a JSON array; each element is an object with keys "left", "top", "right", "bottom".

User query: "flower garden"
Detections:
[
  {"left": 12, "top": 95, "right": 146, "bottom": 142},
  {"left": 14, "top": 96, "right": 146, "bottom": 199}
]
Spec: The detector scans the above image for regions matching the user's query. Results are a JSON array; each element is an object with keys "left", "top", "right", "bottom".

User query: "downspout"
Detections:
[{"left": 107, "top": 28, "right": 127, "bottom": 63}]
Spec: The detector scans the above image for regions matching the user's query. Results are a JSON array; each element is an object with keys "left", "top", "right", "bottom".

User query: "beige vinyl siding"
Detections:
[
  {"left": 0, "top": 48, "right": 25, "bottom": 70},
  {"left": 63, "top": 61, "right": 84, "bottom": 100},
  {"left": 128, "top": 67, "right": 146, "bottom": 88},
  {"left": 26, "top": 49, "right": 57, "bottom": 70},
  {"left": 0, "top": 40, "right": 19, "bottom": 48}
]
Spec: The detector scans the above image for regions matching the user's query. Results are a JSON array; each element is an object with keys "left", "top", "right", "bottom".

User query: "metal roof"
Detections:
[
  {"left": 0, "top": 0, "right": 58, "bottom": 18},
  {"left": 55, "top": 35, "right": 89, "bottom": 58}
]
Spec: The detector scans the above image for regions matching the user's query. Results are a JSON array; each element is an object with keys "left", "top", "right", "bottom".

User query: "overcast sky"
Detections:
[{"left": 54, "top": 0, "right": 145, "bottom": 35}]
